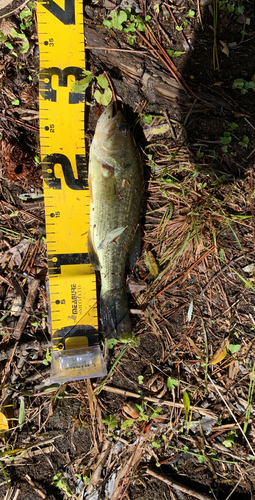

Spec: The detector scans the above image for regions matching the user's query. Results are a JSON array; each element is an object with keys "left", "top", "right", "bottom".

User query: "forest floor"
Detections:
[{"left": 0, "top": 0, "right": 255, "bottom": 499}]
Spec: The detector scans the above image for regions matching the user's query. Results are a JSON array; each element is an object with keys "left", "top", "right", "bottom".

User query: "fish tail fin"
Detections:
[{"left": 100, "top": 289, "right": 131, "bottom": 338}]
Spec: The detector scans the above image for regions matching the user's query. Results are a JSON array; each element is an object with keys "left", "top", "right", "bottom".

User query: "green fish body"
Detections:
[{"left": 88, "top": 104, "right": 143, "bottom": 338}]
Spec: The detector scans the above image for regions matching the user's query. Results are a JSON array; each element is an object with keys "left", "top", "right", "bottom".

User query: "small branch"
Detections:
[
  {"left": 13, "top": 278, "right": 40, "bottom": 340},
  {"left": 146, "top": 468, "right": 214, "bottom": 500},
  {"left": 93, "top": 384, "right": 216, "bottom": 418}
]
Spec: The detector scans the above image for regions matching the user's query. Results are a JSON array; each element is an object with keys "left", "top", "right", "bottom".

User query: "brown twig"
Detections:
[
  {"left": 93, "top": 384, "right": 216, "bottom": 417},
  {"left": 164, "top": 3, "right": 190, "bottom": 47},
  {"left": 200, "top": 250, "right": 254, "bottom": 296},
  {"left": 13, "top": 278, "right": 40, "bottom": 340},
  {"left": 0, "top": 113, "right": 39, "bottom": 133},
  {"left": 104, "top": 71, "right": 117, "bottom": 114},
  {"left": 156, "top": 246, "right": 214, "bottom": 297},
  {"left": 146, "top": 468, "right": 214, "bottom": 500},
  {"left": 163, "top": 320, "right": 197, "bottom": 362}
]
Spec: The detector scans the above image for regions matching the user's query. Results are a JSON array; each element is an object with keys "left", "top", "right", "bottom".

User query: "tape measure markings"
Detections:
[{"left": 37, "top": 0, "right": 99, "bottom": 354}]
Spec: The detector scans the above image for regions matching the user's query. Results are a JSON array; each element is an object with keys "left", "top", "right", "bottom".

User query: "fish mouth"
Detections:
[{"left": 97, "top": 104, "right": 124, "bottom": 134}]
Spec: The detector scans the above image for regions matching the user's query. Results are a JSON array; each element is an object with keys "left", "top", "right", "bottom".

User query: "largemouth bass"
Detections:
[{"left": 88, "top": 104, "right": 143, "bottom": 338}]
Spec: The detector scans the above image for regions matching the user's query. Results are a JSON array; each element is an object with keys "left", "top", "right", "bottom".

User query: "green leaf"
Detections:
[
  {"left": 20, "top": 41, "right": 29, "bottom": 54},
  {"left": 119, "top": 331, "right": 140, "bottom": 347},
  {"left": 103, "top": 19, "right": 113, "bottom": 29},
  {"left": 245, "top": 81, "right": 255, "bottom": 89},
  {"left": 96, "top": 74, "right": 108, "bottom": 89},
  {"left": 72, "top": 74, "right": 92, "bottom": 93},
  {"left": 5, "top": 42, "right": 14, "bottom": 50},
  {"left": 145, "top": 15, "right": 151, "bottom": 22},
  {"left": 0, "top": 30, "right": 7, "bottom": 42},
  {"left": 166, "top": 49, "right": 185, "bottom": 57},
  {"left": 107, "top": 338, "right": 118, "bottom": 349},
  {"left": 18, "top": 398, "right": 25, "bottom": 428},
  {"left": 238, "top": 135, "right": 249, "bottom": 148},
  {"left": 138, "top": 375, "right": 144, "bottom": 384},
  {"left": 186, "top": 9, "right": 195, "bottom": 17},
  {"left": 222, "top": 439, "right": 233, "bottom": 448},
  {"left": 52, "top": 473, "right": 73, "bottom": 497},
  {"left": 167, "top": 378, "right": 178, "bottom": 390},
  {"left": 220, "top": 132, "right": 232, "bottom": 145},
  {"left": 144, "top": 250, "right": 158, "bottom": 277},
  {"left": 122, "top": 419, "right": 134, "bottom": 430},
  {"left": 124, "top": 23, "right": 136, "bottom": 33},
  {"left": 135, "top": 16, "right": 146, "bottom": 32},
  {"left": 228, "top": 122, "right": 238, "bottom": 131},
  {"left": 151, "top": 408, "right": 162, "bottom": 418},
  {"left": 31, "top": 320, "right": 39, "bottom": 326},
  {"left": 126, "top": 35, "right": 136, "bottom": 45},
  {"left": 20, "top": 8, "right": 32, "bottom": 20},
  {"left": 10, "top": 28, "right": 26, "bottom": 39},
  {"left": 94, "top": 87, "right": 112, "bottom": 106},
  {"left": 228, "top": 344, "right": 241, "bottom": 354},
  {"left": 28, "top": 1, "right": 37, "bottom": 9},
  {"left": 198, "top": 454, "right": 206, "bottom": 463},
  {"left": 111, "top": 10, "right": 127, "bottom": 30},
  {"left": 235, "top": 5, "right": 244, "bottom": 14},
  {"left": 11, "top": 99, "right": 20, "bottom": 106},
  {"left": 102, "top": 414, "right": 118, "bottom": 429},
  {"left": 176, "top": 25, "right": 183, "bottom": 31},
  {"left": 140, "top": 113, "right": 153, "bottom": 124},
  {"left": 232, "top": 78, "right": 245, "bottom": 89},
  {"left": 183, "top": 391, "right": 190, "bottom": 421},
  {"left": 152, "top": 440, "right": 161, "bottom": 448},
  {"left": 221, "top": 145, "right": 228, "bottom": 153}
]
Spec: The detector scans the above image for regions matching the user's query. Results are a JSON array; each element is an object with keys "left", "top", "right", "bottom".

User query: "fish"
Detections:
[{"left": 88, "top": 104, "right": 143, "bottom": 338}]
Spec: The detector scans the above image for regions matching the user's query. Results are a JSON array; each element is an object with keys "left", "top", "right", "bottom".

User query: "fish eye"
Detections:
[{"left": 119, "top": 124, "right": 127, "bottom": 133}]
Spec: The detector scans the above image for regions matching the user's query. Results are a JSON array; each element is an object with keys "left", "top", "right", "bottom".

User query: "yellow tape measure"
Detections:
[{"left": 37, "top": 0, "right": 106, "bottom": 381}]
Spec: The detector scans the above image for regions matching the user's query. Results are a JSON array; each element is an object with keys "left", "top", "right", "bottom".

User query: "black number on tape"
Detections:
[
  {"left": 43, "top": 153, "right": 88, "bottom": 190},
  {"left": 40, "top": 0, "right": 75, "bottom": 25},
  {"left": 39, "top": 67, "right": 84, "bottom": 103}
]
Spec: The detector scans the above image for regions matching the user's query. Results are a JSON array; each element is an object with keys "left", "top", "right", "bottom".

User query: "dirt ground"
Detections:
[{"left": 0, "top": 0, "right": 255, "bottom": 499}]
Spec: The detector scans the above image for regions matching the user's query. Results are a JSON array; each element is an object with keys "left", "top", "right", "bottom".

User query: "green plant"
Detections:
[
  {"left": 220, "top": 123, "right": 249, "bottom": 152},
  {"left": 103, "top": 8, "right": 151, "bottom": 45},
  {"left": 222, "top": 430, "right": 237, "bottom": 448},
  {"left": 95, "top": 332, "right": 140, "bottom": 395},
  {"left": 72, "top": 71, "right": 112, "bottom": 106},
  {"left": 43, "top": 348, "right": 52, "bottom": 366},
  {"left": 219, "top": 0, "right": 245, "bottom": 15},
  {"left": 102, "top": 414, "right": 118, "bottom": 430},
  {"left": 167, "top": 378, "right": 178, "bottom": 390},
  {"left": 232, "top": 78, "right": 255, "bottom": 94}
]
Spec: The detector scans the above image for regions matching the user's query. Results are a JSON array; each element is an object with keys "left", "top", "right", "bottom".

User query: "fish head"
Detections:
[{"left": 91, "top": 104, "right": 136, "bottom": 169}]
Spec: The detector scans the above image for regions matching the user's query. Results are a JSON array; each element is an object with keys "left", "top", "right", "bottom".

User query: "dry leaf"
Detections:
[
  {"left": 144, "top": 250, "right": 158, "bottom": 278},
  {"left": 126, "top": 276, "right": 147, "bottom": 293},
  {"left": 220, "top": 40, "right": 229, "bottom": 57},
  {"left": 229, "top": 361, "right": 239, "bottom": 380},
  {"left": 210, "top": 338, "right": 230, "bottom": 365},
  {"left": 187, "top": 337, "right": 203, "bottom": 359},
  {"left": 242, "top": 263, "right": 255, "bottom": 273}
]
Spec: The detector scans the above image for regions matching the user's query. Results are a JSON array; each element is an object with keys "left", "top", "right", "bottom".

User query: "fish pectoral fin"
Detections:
[
  {"left": 126, "top": 227, "right": 141, "bottom": 272},
  {"left": 88, "top": 230, "right": 100, "bottom": 271}
]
